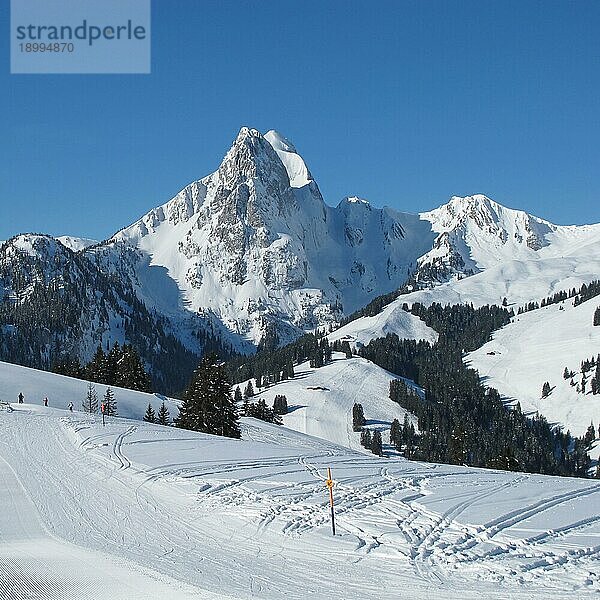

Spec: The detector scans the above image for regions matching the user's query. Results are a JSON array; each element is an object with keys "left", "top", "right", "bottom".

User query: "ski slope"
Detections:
[
  {"left": 0, "top": 360, "right": 179, "bottom": 420},
  {"left": 250, "top": 353, "right": 420, "bottom": 451},
  {"left": 0, "top": 404, "right": 598, "bottom": 599},
  {"left": 467, "top": 298, "right": 600, "bottom": 441}
]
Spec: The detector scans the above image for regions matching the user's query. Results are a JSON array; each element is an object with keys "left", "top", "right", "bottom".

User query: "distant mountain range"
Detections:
[{"left": 2, "top": 126, "right": 600, "bottom": 399}]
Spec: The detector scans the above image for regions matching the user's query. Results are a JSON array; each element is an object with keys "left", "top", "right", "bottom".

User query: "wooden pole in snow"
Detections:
[{"left": 325, "top": 467, "right": 336, "bottom": 536}]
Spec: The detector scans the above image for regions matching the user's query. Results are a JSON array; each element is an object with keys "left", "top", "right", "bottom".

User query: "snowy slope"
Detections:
[
  {"left": 335, "top": 199, "right": 600, "bottom": 345},
  {"left": 249, "top": 353, "right": 421, "bottom": 451},
  {"left": 329, "top": 300, "right": 438, "bottom": 347},
  {"left": 0, "top": 403, "right": 599, "bottom": 599},
  {"left": 57, "top": 235, "right": 98, "bottom": 252},
  {"left": 0, "top": 360, "right": 178, "bottom": 420},
  {"left": 466, "top": 299, "right": 600, "bottom": 439}
]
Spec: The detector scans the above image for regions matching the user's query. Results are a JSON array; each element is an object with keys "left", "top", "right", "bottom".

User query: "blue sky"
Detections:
[{"left": 2, "top": 0, "right": 600, "bottom": 241}]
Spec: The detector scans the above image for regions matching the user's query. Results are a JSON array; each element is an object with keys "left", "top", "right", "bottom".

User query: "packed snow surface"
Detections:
[
  {"left": 0, "top": 360, "right": 178, "bottom": 420},
  {"left": 56, "top": 236, "right": 98, "bottom": 252},
  {"left": 0, "top": 361, "right": 599, "bottom": 598},
  {"left": 328, "top": 301, "right": 438, "bottom": 347}
]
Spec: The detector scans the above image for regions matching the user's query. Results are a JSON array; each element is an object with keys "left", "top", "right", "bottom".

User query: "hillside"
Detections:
[
  {"left": 467, "top": 298, "right": 600, "bottom": 441},
  {"left": 247, "top": 352, "right": 420, "bottom": 451},
  {"left": 0, "top": 359, "right": 178, "bottom": 421}
]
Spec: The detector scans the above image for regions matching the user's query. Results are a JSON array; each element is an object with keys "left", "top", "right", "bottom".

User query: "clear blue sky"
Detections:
[{"left": 2, "top": 0, "right": 600, "bottom": 241}]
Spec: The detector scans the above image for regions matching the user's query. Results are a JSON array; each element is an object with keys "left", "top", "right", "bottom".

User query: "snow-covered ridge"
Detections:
[
  {"left": 96, "top": 126, "right": 437, "bottom": 349},
  {"left": 57, "top": 235, "right": 98, "bottom": 252},
  {"left": 467, "top": 297, "right": 600, "bottom": 440}
]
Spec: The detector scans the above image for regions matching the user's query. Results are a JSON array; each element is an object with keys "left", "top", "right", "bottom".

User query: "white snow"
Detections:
[
  {"left": 250, "top": 353, "right": 421, "bottom": 451},
  {"left": 264, "top": 129, "right": 312, "bottom": 188},
  {"left": 467, "top": 298, "right": 600, "bottom": 440},
  {"left": 0, "top": 402, "right": 598, "bottom": 599},
  {"left": 329, "top": 301, "right": 438, "bottom": 347},
  {"left": 57, "top": 236, "right": 98, "bottom": 252},
  {"left": 0, "top": 360, "right": 178, "bottom": 420},
  {"left": 0, "top": 360, "right": 599, "bottom": 597}
]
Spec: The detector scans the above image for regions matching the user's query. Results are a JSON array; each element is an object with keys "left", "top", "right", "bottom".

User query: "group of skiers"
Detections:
[{"left": 16, "top": 392, "right": 73, "bottom": 412}]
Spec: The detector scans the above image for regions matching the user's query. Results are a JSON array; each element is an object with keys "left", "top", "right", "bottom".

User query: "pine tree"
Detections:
[
  {"left": 88, "top": 345, "right": 109, "bottom": 384},
  {"left": 584, "top": 422, "right": 596, "bottom": 446},
  {"left": 103, "top": 387, "right": 117, "bottom": 416},
  {"left": 341, "top": 341, "right": 352, "bottom": 359},
  {"left": 116, "top": 345, "right": 152, "bottom": 392},
  {"left": 246, "top": 399, "right": 282, "bottom": 424},
  {"left": 234, "top": 386, "right": 243, "bottom": 404},
  {"left": 564, "top": 367, "right": 571, "bottom": 379},
  {"left": 352, "top": 403, "right": 366, "bottom": 431},
  {"left": 390, "top": 418, "right": 402, "bottom": 449},
  {"left": 360, "top": 428, "right": 372, "bottom": 450},
  {"left": 143, "top": 403, "right": 156, "bottom": 423},
  {"left": 273, "top": 394, "right": 288, "bottom": 415},
  {"left": 82, "top": 382, "right": 98, "bottom": 413},
  {"left": 157, "top": 401, "right": 170, "bottom": 426},
  {"left": 244, "top": 380, "right": 255, "bottom": 399},
  {"left": 176, "top": 354, "right": 240, "bottom": 438},
  {"left": 594, "top": 306, "right": 600, "bottom": 326},
  {"left": 541, "top": 381, "right": 551, "bottom": 398},
  {"left": 371, "top": 430, "right": 383, "bottom": 456}
]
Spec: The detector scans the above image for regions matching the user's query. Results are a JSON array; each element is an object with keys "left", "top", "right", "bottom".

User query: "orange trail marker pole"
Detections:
[{"left": 325, "top": 467, "right": 336, "bottom": 536}]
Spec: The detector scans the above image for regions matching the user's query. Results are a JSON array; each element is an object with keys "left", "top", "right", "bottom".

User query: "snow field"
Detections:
[
  {"left": 1, "top": 402, "right": 599, "bottom": 598},
  {"left": 467, "top": 299, "right": 600, "bottom": 441}
]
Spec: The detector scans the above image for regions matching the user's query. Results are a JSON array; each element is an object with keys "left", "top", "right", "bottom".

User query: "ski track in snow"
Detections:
[{"left": 1, "top": 406, "right": 599, "bottom": 598}]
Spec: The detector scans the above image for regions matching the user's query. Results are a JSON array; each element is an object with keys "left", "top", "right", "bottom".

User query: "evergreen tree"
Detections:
[
  {"left": 371, "top": 430, "right": 383, "bottom": 456},
  {"left": 176, "top": 354, "right": 240, "bottom": 438},
  {"left": 103, "top": 387, "right": 117, "bottom": 416},
  {"left": 360, "top": 428, "right": 372, "bottom": 450},
  {"left": 541, "top": 381, "right": 552, "bottom": 398},
  {"left": 82, "top": 382, "right": 98, "bottom": 413},
  {"left": 244, "top": 380, "right": 255, "bottom": 399},
  {"left": 143, "top": 403, "right": 156, "bottom": 423},
  {"left": 563, "top": 367, "right": 571, "bottom": 379},
  {"left": 234, "top": 386, "right": 243, "bottom": 404},
  {"left": 352, "top": 403, "right": 366, "bottom": 432},
  {"left": 341, "top": 341, "right": 353, "bottom": 359},
  {"left": 157, "top": 401, "right": 170, "bottom": 426},
  {"left": 246, "top": 399, "right": 282, "bottom": 424},
  {"left": 87, "top": 345, "right": 109, "bottom": 384},
  {"left": 116, "top": 344, "right": 152, "bottom": 392},
  {"left": 594, "top": 306, "right": 600, "bottom": 326},
  {"left": 273, "top": 394, "right": 288, "bottom": 415},
  {"left": 584, "top": 422, "right": 596, "bottom": 446},
  {"left": 390, "top": 418, "right": 402, "bottom": 449}
]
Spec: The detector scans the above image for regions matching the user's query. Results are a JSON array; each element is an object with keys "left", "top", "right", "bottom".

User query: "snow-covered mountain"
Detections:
[
  {"left": 82, "top": 127, "right": 600, "bottom": 351},
  {"left": 95, "top": 127, "right": 435, "bottom": 348},
  {"left": 3, "top": 125, "right": 600, "bottom": 398},
  {"left": 0, "top": 234, "right": 199, "bottom": 392},
  {"left": 339, "top": 197, "right": 600, "bottom": 346}
]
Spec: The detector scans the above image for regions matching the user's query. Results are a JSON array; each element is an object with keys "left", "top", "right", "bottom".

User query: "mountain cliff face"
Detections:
[{"left": 98, "top": 127, "right": 435, "bottom": 347}]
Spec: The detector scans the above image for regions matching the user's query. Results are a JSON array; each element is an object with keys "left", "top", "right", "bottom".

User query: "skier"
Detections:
[
  {"left": 18, "top": 392, "right": 24, "bottom": 404},
  {"left": 44, "top": 397, "right": 48, "bottom": 407},
  {"left": 68, "top": 402, "right": 73, "bottom": 412}
]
